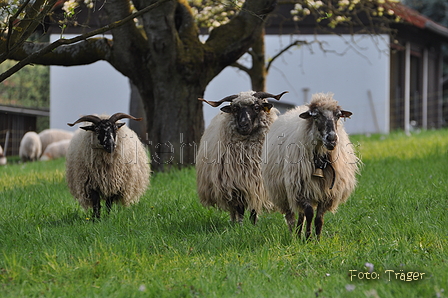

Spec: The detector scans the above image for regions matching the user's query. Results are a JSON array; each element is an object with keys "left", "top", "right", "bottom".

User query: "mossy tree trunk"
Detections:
[
  {"left": 230, "top": 26, "right": 267, "bottom": 92},
  {"left": 5, "top": 0, "right": 277, "bottom": 171}
]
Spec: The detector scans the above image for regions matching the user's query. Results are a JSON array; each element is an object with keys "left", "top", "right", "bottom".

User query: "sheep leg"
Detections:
[
  {"left": 90, "top": 189, "right": 101, "bottom": 220},
  {"left": 304, "top": 205, "right": 314, "bottom": 240},
  {"left": 235, "top": 204, "right": 245, "bottom": 224},
  {"left": 285, "top": 210, "right": 296, "bottom": 233},
  {"left": 230, "top": 209, "right": 237, "bottom": 223},
  {"left": 249, "top": 209, "right": 257, "bottom": 225},
  {"left": 314, "top": 204, "right": 326, "bottom": 240},
  {"left": 105, "top": 195, "right": 119, "bottom": 215},
  {"left": 230, "top": 204, "right": 245, "bottom": 224},
  {"left": 296, "top": 211, "right": 305, "bottom": 237}
]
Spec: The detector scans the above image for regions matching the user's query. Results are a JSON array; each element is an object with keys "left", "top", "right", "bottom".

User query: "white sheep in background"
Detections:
[
  {"left": 196, "top": 91, "right": 288, "bottom": 224},
  {"left": 38, "top": 129, "right": 73, "bottom": 155},
  {"left": 66, "top": 113, "right": 151, "bottom": 219},
  {"left": 19, "top": 131, "right": 42, "bottom": 162},
  {"left": 0, "top": 145, "right": 6, "bottom": 165},
  {"left": 40, "top": 139, "right": 71, "bottom": 161},
  {"left": 262, "top": 93, "right": 360, "bottom": 239}
]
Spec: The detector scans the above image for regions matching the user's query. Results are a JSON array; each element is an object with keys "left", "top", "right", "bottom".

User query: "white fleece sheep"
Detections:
[
  {"left": 196, "top": 91, "right": 288, "bottom": 224},
  {"left": 65, "top": 113, "right": 150, "bottom": 219},
  {"left": 19, "top": 131, "right": 42, "bottom": 162},
  {"left": 262, "top": 93, "right": 359, "bottom": 239},
  {"left": 0, "top": 145, "right": 6, "bottom": 165},
  {"left": 38, "top": 129, "right": 73, "bottom": 155},
  {"left": 40, "top": 139, "right": 71, "bottom": 161}
]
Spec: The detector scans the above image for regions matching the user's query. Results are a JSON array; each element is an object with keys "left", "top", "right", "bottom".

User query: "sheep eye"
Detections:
[
  {"left": 309, "top": 111, "right": 319, "bottom": 120},
  {"left": 253, "top": 104, "right": 260, "bottom": 112}
]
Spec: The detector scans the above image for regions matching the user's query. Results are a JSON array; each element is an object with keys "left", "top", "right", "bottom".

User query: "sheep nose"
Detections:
[
  {"left": 324, "top": 132, "right": 337, "bottom": 150},
  {"left": 239, "top": 115, "right": 249, "bottom": 126},
  {"left": 103, "top": 138, "right": 115, "bottom": 153},
  {"left": 326, "top": 132, "right": 337, "bottom": 142}
]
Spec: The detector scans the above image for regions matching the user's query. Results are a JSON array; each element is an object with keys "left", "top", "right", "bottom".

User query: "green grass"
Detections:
[{"left": 1, "top": 129, "right": 447, "bottom": 297}]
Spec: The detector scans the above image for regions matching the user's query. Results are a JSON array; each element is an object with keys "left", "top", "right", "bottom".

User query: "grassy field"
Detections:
[{"left": 0, "top": 129, "right": 447, "bottom": 297}]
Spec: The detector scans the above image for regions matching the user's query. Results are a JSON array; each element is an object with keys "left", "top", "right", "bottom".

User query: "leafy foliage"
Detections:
[
  {"left": 290, "top": 0, "right": 401, "bottom": 29},
  {"left": 189, "top": 0, "right": 243, "bottom": 31},
  {"left": 0, "top": 59, "right": 49, "bottom": 108}
]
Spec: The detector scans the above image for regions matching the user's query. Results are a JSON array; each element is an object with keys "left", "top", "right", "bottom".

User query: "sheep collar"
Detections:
[{"left": 313, "top": 153, "right": 336, "bottom": 190}]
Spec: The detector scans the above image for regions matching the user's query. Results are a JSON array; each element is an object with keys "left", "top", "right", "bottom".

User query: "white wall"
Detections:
[
  {"left": 50, "top": 34, "right": 390, "bottom": 134},
  {"left": 50, "top": 35, "right": 130, "bottom": 131},
  {"left": 203, "top": 34, "right": 391, "bottom": 134}
]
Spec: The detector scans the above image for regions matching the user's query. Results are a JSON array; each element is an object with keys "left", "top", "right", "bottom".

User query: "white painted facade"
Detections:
[
  {"left": 203, "top": 34, "right": 391, "bottom": 134},
  {"left": 50, "top": 34, "right": 390, "bottom": 134},
  {"left": 50, "top": 35, "right": 130, "bottom": 131}
]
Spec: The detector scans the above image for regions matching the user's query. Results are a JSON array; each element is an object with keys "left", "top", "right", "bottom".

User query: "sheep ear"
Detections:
[
  {"left": 220, "top": 105, "right": 232, "bottom": 113},
  {"left": 80, "top": 125, "right": 95, "bottom": 131},
  {"left": 262, "top": 103, "right": 273, "bottom": 112},
  {"left": 341, "top": 110, "right": 352, "bottom": 118},
  {"left": 116, "top": 122, "right": 125, "bottom": 129},
  {"left": 299, "top": 110, "right": 312, "bottom": 119}
]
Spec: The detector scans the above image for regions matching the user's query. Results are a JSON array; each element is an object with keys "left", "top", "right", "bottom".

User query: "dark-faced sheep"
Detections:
[
  {"left": 262, "top": 93, "right": 359, "bottom": 239},
  {"left": 66, "top": 113, "right": 150, "bottom": 219},
  {"left": 196, "top": 91, "right": 288, "bottom": 224}
]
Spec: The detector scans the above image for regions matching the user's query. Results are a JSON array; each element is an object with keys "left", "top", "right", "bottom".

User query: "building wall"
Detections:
[
  {"left": 0, "top": 113, "right": 36, "bottom": 156},
  {"left": 204, "top": 34, "right": 391, "bottom": 134},
  {"left": 50, "top": 35, "right": 130, "bottom": 132},
  {"left": 50, "top": 34, "right": 390, "bottom": 135},
  {"left": 389, "top": 42, "right": 443, "bottom": 131}
]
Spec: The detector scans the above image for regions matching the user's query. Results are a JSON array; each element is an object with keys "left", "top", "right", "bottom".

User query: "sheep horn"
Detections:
[
  {"left": 108, "top": 113, "right": 142, "bottom": 123},
  {"left": 198, "top": 95, "right": 239, "bottom": 107},
  {"left": 253, "top": 91, "right": 288, "bottom": 101},
  {"left": 67, "top": 115, "right": 102, "bottom": 127}
]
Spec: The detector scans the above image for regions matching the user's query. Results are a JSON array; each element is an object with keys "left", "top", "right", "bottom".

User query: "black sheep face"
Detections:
[
  {"left": 81, "top": 120, "right": 125, "bottom": 153},
  {"left": 221, "top": 101, "right": 273, "bottom": 136},
  {"left": 299, "top": 108, "right": 352, "bottom": 150}
]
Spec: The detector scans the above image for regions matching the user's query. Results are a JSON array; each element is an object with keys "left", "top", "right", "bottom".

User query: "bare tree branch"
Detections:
[
  {"left": 1, "top": 0, "right": 57, "bottom": 63},
  {"left": 231, "top": 61, "right": 251, "bottom": 73},
  {"left": 5, "top": 0, "right": 32, "bottom": 54},
  {"left": 0, "top": 0, "right": 171, "bottom": 82},
  {"left": 266, "top": 39, "right": 308, "bottom": 72}
]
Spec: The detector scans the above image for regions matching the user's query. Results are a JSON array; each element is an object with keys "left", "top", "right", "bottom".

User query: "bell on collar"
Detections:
[{"left": 313, "top": 168, "right": 324, "bottom": 178}]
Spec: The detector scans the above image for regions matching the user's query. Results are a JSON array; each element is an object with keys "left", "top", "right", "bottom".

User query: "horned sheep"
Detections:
[
  {"left": 196, "top": 91, "right": 288, "bottom": 224},
  {"left": 262, "top": 93, "right": 359, "bottom": 239},
  {"left": 66, "top": 113, "right": 150, "bottom": 219},
  {"left": 40, "top": 139, "right": 71, "bottom": 161},
  {"left": 19, "top": 131, "right": 42, "bottom": 162}
]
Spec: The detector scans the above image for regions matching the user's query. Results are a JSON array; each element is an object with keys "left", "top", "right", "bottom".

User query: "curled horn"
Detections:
[
  {"left": 108, "top": 112, "right": 142, "bottom": 123},
  {"left": 67, "top": 115, "right": 102, "bottom": 127},
  {"left": 198, "top": 95, "right": 239, "bottom": 107},
  {"left": 253, "top": 91, "right": 288, "bottom": 101}
]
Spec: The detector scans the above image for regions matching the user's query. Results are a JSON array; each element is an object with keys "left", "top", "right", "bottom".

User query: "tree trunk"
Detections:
[
  {"left": 249, "top": 27, "right": 267, "bottom": 92},
  {"left": 128, "top": 74, "right": 204, "bottom": 171},
  {"left": 128, "top": 81, "right": 147, "bottom": 139},
  {"left": 4, "top": 0, "right": 277, "bottom": 171},
  {"left": 145, "top": 79, "right": 204, "bottom": 171}
]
